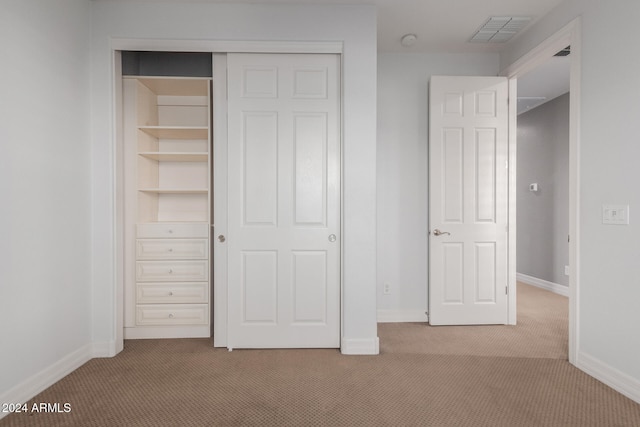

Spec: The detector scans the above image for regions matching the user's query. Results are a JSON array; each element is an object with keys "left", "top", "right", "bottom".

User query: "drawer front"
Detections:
[
  {"left": 136, "top": 239, "right": 208, "bottom": 260},
  {"left": 136, "top": 260, "right": 208, "bottom": 282},
  {"left": 137, "top": 223, "right": 209, "bottom": 238},
  {"left": 137, "top": 283, "right": 208, "bottom": 304},
  {"left": 136, "top": 304, "right": 208, "bottom": 326}
]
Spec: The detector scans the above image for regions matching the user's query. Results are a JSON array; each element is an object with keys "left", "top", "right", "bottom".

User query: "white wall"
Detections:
[
  {"left": 502, "top": 0, "right": 640, "bottom": 397},
  {"left": 376, "top": 53, "right": 499, "bottom": 320},
  {"left": 0, "top": 0, "right": 92, "bottom": 400},
  {"left": 90, "top": 2, "right": 379, "bottom": 353}
]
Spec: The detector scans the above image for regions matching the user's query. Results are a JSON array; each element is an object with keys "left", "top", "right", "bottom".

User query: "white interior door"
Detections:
[
  {"left": 226, "top": 53, "right": 340, "bottom": 348},
  {"left": 429, "top": 76, "right": 509, "bottom": 325}
]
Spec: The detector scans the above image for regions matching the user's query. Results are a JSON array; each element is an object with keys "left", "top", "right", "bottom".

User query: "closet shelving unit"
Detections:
[{"left": 123, "top": 75, "right": 212, "bottom": 339}]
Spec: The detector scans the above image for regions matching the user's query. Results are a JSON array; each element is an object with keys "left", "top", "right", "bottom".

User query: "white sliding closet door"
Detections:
[{"left": 225, "top": 53, "right": 340, "bottom": 348}]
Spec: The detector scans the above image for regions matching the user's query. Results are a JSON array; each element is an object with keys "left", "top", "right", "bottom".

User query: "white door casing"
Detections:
[
  {"left": 429, "top": 76, "right": 509, "bottom": 325},
  {"left": 226, "top": 53, "right": 341, "bottom": 348}
]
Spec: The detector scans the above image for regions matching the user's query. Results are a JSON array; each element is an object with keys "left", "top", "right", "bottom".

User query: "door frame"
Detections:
[
  {"left": 501, "top": 18, "right": 581, "bottom": 364},
  {"left": 111, "top": 39, "right": 344, "bottom": 352}
]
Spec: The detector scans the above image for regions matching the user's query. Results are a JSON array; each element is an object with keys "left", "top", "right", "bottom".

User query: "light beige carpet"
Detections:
[
  {"left": 2, "top": 283, "right": 639, "bottom": 426},
  {"left": 380, "top": 281, "right": 568, "bottom": 359}
]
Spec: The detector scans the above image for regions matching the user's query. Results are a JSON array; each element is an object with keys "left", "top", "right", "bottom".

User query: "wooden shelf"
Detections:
[
  {"left": 127, "top": 76, "right": 211, "bottom": 97},
  {"left": 138, "top": 188, "right": 208, "bottom": 194},
  {"left": 139, "top": 126, "right": 208, "bottom": 139},
  {"left": 138, "top": 152, "right": 208, "bottom": 162}
]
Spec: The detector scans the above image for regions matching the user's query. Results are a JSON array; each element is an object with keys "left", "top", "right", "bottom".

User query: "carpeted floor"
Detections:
[{"left": 2, "top": 283, "right": 639, "bottom": 426}]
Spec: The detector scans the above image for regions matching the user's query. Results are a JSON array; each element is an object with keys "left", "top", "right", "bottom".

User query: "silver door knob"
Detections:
[
  {"left": 218, "top": 235, "right": 226, "bottom": 243},
  {"left": 433, "top": 229, "right": 451, "bottom": 236},
  {"left": 328, "top": 234, "right": 337, "bottom": 242}
]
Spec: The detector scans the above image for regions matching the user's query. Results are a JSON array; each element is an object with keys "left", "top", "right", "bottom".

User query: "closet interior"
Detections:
[{"left": 121, "top": 52, "right": 213, "bottom": 339}]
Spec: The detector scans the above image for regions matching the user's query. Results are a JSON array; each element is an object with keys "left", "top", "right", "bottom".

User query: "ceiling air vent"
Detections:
[{"left": 470, "top": 16, "right": 531, "bottom": 43}]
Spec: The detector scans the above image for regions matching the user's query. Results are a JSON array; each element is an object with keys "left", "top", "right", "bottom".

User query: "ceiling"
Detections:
[
  {"left": 121, "top": 0, "right": 565, "bottom": 53},
  {"left": 373, "top": 0, "right": 567, "bottom": 53}
]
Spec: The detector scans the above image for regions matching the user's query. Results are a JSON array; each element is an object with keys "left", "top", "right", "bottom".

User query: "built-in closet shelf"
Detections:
[
  {"left": 138, "top": 152, "right": 208, "bottom": 162},
  {"left": 138, "top": 188, "right": 208, "bottom": 194},
  {"left": 129, "top": 77, "right": 211, "bottom": 97},
  {"left": 123, "top": 68, "right": 212, "bottom": 339},
  {"left": 138, "top": 126, "right": 208, "bottom": 139}
]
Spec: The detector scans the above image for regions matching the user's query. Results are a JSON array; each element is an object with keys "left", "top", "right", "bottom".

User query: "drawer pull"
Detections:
[
  {"left": 169, "top": 291, "right": 174, "bottom": 296},
  {"left": 168, "top": 229, "right": 173, "bottom": 234},
  {"left": 168, "top": 248, "right": 173, "bottom": 252},
  {"left": 169, "top": 269, "right": 173, "bottom": 274},
  {"left": 168, "top": 313, "right": 174, "bottom": 318}
]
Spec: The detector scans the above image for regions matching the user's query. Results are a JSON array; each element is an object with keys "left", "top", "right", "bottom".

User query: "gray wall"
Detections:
[{"left": 517, "top": 93, "right": 569, "bottom": 286}]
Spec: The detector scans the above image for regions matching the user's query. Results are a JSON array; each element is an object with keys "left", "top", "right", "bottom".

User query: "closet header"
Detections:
[{"left": 122, "top": 51, "right": 213, "bottom": 78}]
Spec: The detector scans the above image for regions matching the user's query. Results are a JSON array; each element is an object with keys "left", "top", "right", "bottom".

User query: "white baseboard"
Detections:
[
  {"left": 0, "top": 343, "right": 93, "bottom": 420},
  {"left": 517, "top": 272, "right": 569, "bottom": 297},
  {"left": 577, "top": 352, "right": 640, "bottom": 404},
  {"left": 377, "top": 309, "right": 428, "bottom": 323},
  {"left": 124, "top": 325, "right": 210, "bottom": 340},
  {"left": 341, "top": 337, "right": 380, "bottom": 355},
  {"left": 91, "top": 341, "right": 117, "bottom": 358}
]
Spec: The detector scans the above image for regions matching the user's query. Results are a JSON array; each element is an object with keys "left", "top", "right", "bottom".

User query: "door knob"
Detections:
[
  {"left": 433, "top": 229, "right": 450, "bottom": 236},
  {"left": 218, "top": 235, "right": 226, "bottom": 243},
  {"left": 328, "top": 234, "right": 337, "bottom": 242}
]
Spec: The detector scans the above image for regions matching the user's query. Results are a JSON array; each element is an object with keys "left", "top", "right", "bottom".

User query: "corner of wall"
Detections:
[
  {"left": 516, "top": 273, "right": 569, "bottom": 297},
  {"left": 576, "top": 352, "right": 640, "bottom": 404},
  {"left": 0, "top": 344, "right": 93, "bottom": 420},
  {"left": 341, "top": 337, "right": 380, "bottom": 355}
]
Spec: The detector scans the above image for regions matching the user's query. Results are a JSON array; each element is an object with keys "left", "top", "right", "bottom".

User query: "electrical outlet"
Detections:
[
  {"left": 564, "top": 265, "right": 570, "bottom": 276},
  {"left": 383, "top": 282, "right": 391, "bottom": 295}
]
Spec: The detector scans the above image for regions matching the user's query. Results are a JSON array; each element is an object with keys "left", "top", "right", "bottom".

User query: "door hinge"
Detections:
[{"left": 505, "top": 286, "right": 508, "bottom": 295}]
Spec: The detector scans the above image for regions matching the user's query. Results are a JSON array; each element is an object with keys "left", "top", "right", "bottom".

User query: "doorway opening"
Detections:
[{"left": 503, "top": 18, "right": 581, "bottom": 364}]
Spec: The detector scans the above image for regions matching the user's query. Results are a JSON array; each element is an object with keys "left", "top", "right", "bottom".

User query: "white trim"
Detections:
[
  {"left": 507, "top": 78, "right": 518, "bottom": 325},
  {"left": 516, "top": 273, "right": 569, "bottom": 297},
  {"left": 567, "top": 20, "right": 582, "bottom": 367},
  {"left": 212, "top": 53, "right": 228, "bottom": 348},
  {"left": 0, "top": 344, "right": 93, "bottom": 420},
  {"left": 112, "top": 50, "right": 125, "bottom": 356},
  {"left": 341, "top": 337, "right": 380, "bottom": 355},
  {"left": 124, "top": 326, "right": 211, "bottom": 340},
  {"left": 577, "top": 352, "right": 640, "bottom": 404},
  {"left": 377, "top": 310, "right": 428, "bottom": 323},
  {"left": 110, "top": 39, "right": 343, "bottom": 54},
  {"left": 92, "top": 341, "right": 117, "bottom": 358},
  {"left": 503, "top": 17, "right": 581, "bottom": 365}
]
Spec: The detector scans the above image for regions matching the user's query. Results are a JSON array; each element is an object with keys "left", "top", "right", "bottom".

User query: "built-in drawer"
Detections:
[
  {"left": 136, "top": 239, "right": 208, "bottom": 260},
  {"left": 137, "top": 223, "right": 209, "bottom": 239},
  {"left": 136, "top": 260, "right": 208, "bottom": 282},
  {"left": 136, "top": 304, "right": 208, "bottom": 326},
  {"left": 136, "top": 282, "right": 208, "bottom": 304}
]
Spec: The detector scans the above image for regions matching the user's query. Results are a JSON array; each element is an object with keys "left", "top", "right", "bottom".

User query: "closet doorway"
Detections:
[{"left": 113, "top": 42, "right": 344, "bottom": 352}]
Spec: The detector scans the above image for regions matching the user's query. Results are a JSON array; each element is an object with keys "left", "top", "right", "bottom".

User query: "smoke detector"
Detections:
[{"left": 401, "top": 34, "right": 417, "bottom": 47}]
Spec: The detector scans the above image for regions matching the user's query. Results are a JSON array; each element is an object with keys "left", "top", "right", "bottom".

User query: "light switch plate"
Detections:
[{"left": 602, "top": 205, "right": 629, "bottom": 225}]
